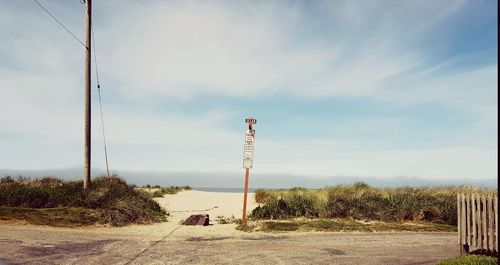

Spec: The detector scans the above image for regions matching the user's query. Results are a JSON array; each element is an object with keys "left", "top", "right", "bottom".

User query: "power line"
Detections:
[
  {"left": 32, "top": 0, "right": 86, "bottom": 48},
  {"left": 33, "top": 0, "right": 111, "bottom": 177},
  {"left": 92, "top": 26, "right": 111, "bottom": 178},
  {"left": 91, "top": 28, "right": 100, "bottom": 87}
]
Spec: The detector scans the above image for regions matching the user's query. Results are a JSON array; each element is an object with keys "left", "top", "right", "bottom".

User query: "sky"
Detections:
[{"left": 0, "top": 0, "right": 497, "bottom": 184}]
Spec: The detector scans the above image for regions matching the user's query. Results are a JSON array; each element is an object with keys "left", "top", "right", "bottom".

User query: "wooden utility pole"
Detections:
[{"left": 83, "top": 0, "right": 92, "bottom": 189}]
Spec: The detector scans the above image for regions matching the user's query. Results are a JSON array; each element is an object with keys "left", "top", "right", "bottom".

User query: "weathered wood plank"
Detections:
[
  {"left": 493, "top": 196, "right": 496, "bottom": 251},
  {"left": 466, "top": 194, "right": 471, "bottom": 246},
  {"left": 488, "top": 196, "right": 494, "bottom": 251},
  {"left": 478, "top": 194, "right": 482, "bottom": 250},
  {"left": 495, "top": 195, "right": 498, "bottom": 252},
  {"left": 457, "top": 194, "right": 461, "bottom": 245},
  {"left": 462, "top": 193, "right": 467, "bottom": 247},
  {"left": 481, "top": 195, "right": 487, "bottom": 250},
  {"left": 471, "top": 194, "right": 476, "bottom": 248}
]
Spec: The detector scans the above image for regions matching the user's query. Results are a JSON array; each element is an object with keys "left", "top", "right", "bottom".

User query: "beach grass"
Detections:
[
  {"left": 139, "top": 185, "right": 192, "bottom": 197},
  {"left": 0, "top": 175, "right": 167, "bottom": 226},
  {"left": 251, "top": 183, "right": 496, "bottom": 225}
]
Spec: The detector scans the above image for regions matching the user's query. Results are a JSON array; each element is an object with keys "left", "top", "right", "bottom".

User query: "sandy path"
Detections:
[
  {"left": 156, "top": 190, "right": 258, "bottom": 225},
  {"left": 0, "top": 190, "right": 459, "bottom": 264}
]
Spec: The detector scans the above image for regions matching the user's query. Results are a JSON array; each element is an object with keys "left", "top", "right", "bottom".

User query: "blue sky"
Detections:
[{"left": 0, "top": 0, "right": 497, "bottom": 182}]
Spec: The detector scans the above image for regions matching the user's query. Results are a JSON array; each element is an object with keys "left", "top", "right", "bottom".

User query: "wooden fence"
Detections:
[{"left": 457, "top": 193, "right": 497, "bottom": 254}]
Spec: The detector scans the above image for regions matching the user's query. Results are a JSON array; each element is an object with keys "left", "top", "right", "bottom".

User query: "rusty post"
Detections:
[{"left": 242, "top": 168, "right": 250, "bottom": 225}]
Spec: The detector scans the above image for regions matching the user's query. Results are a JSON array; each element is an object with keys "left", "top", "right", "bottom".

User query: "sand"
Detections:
[
  {"left": 131, "top": 190, "right": 260, "bottom": 238},
  {"left": 156, "top": 190, "right": 258, "bottom": 223}
]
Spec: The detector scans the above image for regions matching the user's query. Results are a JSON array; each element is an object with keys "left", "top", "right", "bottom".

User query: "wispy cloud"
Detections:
[{"left": 0, "top": 0, "right": 496, "bottom": 182}]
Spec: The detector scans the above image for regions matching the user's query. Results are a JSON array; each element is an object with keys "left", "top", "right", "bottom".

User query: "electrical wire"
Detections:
[
  {"left": 32, "top": 0, "right": 86, "bottom": 48},
  {"left": 33, "top": 0, "right": 111, "bottom": 177},
  {"left": 92, "top": 27, "right": 111, "bottom": 178}
]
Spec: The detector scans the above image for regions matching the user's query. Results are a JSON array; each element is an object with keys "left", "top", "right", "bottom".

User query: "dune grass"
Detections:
[
  {"left": 435, "top": 255, "right": 497, "bottom": 265},
  {"left": 251, "top": 183, "right": 496, "bottom": 226},
  {"left": 0, "top": 175, "right": 168, "bottom": 227},
  {"left": 139, "top": 185, "right": 192, "bottom": 197}
]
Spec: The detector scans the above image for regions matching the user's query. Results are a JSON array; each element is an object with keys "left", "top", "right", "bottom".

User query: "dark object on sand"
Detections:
[{"left": 183, "top": 214, "right": 209, "bottom": 226}]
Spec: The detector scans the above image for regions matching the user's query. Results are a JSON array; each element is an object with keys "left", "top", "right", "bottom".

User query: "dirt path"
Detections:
[{"left": 0, "top": 191, "right": 458, "bottom": 264}]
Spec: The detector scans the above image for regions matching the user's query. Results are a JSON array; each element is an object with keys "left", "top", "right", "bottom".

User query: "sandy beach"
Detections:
[{"left": 0, "top": 190, "right": 458, "bottom": 264}]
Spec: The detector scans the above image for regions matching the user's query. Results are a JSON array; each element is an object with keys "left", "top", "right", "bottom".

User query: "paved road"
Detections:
[{"left": 0, "top": 223, "right": 458, "bottom": 265}]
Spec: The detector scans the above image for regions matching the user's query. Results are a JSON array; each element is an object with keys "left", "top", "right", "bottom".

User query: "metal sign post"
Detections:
[{"left": 242, "top": 117, "right": 256, "bottom": 225}]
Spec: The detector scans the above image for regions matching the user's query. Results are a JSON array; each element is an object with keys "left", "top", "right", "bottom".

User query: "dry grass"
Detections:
[
  {"left": 138, "top": 185, "right": 192, "bottom": 197},
  {"left": 0, "top": 175, "right": 168, "bottom": 226},
  {"left": 237, "top": 218, "right": 456, "bottom": 233},
  {"left": 252, "top": 183, "right": 496, "bottom": 225}
]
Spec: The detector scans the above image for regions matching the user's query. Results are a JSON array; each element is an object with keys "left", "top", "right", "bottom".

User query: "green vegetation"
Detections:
[
  {"left": 0, "top": 176, "right": 168, "bottom": 227},
  {"left": 435, "top": 255, "right": 497, "bottom": 265},
  {"left": 258, "top": 219, "right": 456, "bottom": 232},
  {"left": 140, "top": 185, "right": 192, "bottom": 197},
  {"left": 252, "top": 183, "right": 496, "bottom": 225},
  {"left": 215, "top": 215, "right": 239, "bottom": 224}
]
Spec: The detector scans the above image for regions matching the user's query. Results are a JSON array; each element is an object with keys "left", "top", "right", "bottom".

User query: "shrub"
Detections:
[
  {"left": 283, "top": 191, "right": 319, "bottom": 217},
  {"left": 251, "top": 198, "right": 290, "bottom": 219},
  {"left": 255, "top": 189, "right": 275, "bottom": 204}
]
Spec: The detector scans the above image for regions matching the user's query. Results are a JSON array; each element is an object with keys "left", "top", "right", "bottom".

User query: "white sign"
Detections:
[
  {"left": 243, "top": 144, "right": 254, "bottom": 159},
  {"left": 245, "top": 134, "right": 255, "bottom": 145},
  {"left": 243, "top": 128, "right": 255, "bottom": 168},
  {"left": 243, "top": 118, "right": 256, "bottom": 169},
  {"left": 243, "top": 158, "right": 253, "bottom": 169}
]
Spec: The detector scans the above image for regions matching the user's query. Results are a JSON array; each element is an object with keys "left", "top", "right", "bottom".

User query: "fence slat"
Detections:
[
  {"left": 471, "top": 194, "right": 476, "bottom": 248},
  {"left": 467, "top": 194, "right": 471, "bottom": 246},
  {"left": 477, "top": 194, "right": 482, "bottom": 249},
  {"left": 457, "top": 194, "right": 461, "bottom": 245},
  {"left": 495, "top": 195, "right": 498, "bottom": 252},
  {"left": 478, "top": 194, "right": 483, "bottom": 249},
  {"left": 481, "top": 195, "right": 487, "bottom": 250},
  {"left": 462, "top": 193, "right": 467, "bottom": 246},
  {"left": 488, "top": 196, "right": 493, "bottom": 251}
]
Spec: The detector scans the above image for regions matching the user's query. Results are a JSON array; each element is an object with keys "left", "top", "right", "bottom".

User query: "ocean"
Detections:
[{"left": 193, "top": 187, "right": 258, "bottom": 193}]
